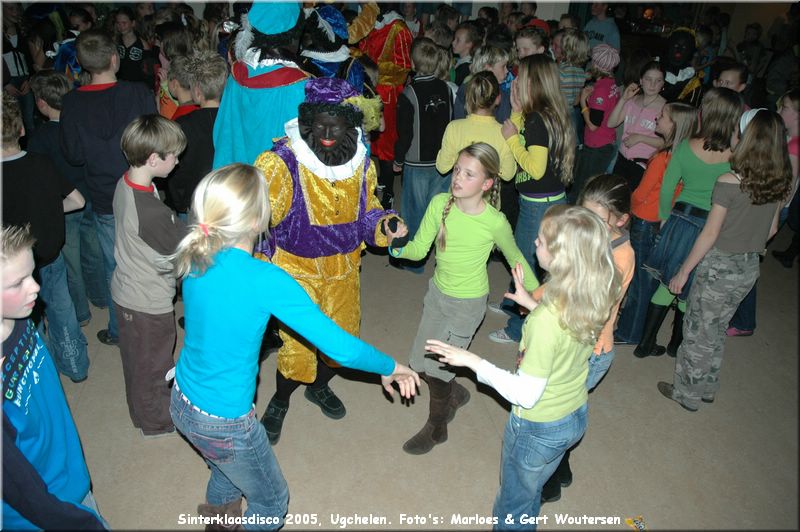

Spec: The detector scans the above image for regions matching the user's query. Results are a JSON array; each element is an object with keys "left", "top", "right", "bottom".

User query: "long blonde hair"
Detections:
[
  {"left": 515, "top": 54, "right": 576, "bottom": 184},
  {"left": 172, "top": 164, "right": 271, "bottom": 278},
  {"left": 437, "top": 143, "right": 501, "bottom": 251},
  {"left": 539, "top": 205, "right": 621, "bottom": 345}
]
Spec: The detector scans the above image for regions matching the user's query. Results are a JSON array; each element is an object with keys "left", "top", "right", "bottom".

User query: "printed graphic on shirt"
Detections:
[
  {"left": 2, "top": 320, "right": 44, "bottom": 413},
  {"left": 424, "top": 95, "right": 448, "bottom": 113}
]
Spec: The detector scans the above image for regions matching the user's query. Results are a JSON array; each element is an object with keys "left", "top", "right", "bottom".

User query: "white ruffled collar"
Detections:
[
  {"left": 300, "top": 46, "right": 351, "bottom": 63},
  {"left": 374, "top": 11, "right": 403, "bottom": 30},
  {"left": 242, "top": 48, "right": 301, "bottom": 70},
  {"left": 665, "top": 66, "right": 696, "bottom": 85},
  {"left": 284, "top": 118, "right": 366, "bottom": 183}
]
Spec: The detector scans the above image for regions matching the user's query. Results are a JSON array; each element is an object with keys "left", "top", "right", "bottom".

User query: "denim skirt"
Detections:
[{"left": 643, "top": 205, "right": 708, "bottom": 300}]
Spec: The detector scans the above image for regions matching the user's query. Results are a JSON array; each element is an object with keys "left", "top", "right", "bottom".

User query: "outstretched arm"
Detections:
[{"left": 424, "top": 340, "right": 547, "bottom": 408}]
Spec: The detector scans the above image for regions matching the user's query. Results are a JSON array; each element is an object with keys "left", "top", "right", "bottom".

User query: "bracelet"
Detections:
[{"left": 581, "top": 107, "right": 589, "bottom": 113}]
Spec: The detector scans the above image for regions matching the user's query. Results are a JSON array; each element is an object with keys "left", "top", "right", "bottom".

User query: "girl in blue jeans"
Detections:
[
  {"left": 489, "top": 54, "right": 576, "bottom": 345},
  {"left": 169, "top": 164, "right": 419, "bottom": 530},
  {"left": 427, "top": 205, "right": 621, "bottom": 530}
]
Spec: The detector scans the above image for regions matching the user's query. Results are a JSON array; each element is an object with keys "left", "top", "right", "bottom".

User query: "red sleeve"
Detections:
[{"left": 392, "top": 26, "right": 413, "bottom": 71}]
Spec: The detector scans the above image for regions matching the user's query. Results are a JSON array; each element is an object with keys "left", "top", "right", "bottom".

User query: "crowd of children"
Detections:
[{"left": 2, "top": 2, "right": 798, "bottom": 530}]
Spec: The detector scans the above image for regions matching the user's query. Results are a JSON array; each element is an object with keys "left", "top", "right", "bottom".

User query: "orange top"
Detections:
[
  {"left": 527, "top": 237, "right": 635, "bottom": 355},
  {"left": 631, "top": 151, "right": 682, "bottom": 222}
]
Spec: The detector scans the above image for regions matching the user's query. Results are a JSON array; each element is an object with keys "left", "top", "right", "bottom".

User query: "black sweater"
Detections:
[
  {"left": 60, "top": 81, "right": 157, "bottom": 214},
  {"left": 394, "top": 75, "right": 453, "bottom": 167}
]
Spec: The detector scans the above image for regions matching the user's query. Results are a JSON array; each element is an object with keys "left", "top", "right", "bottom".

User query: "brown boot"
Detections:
[
  {"left": 446, "top": 379, "right": 470, "bottom": 422},
  {"left": 197, "top": 498, "right": 244, "bottom": 531},
  {"left": 403, "top": 377, "right": 451, "bottom": 455}
]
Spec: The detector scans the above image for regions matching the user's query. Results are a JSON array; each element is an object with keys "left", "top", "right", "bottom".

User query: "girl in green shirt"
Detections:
[{"left": 386, "top": 142, "right": 538, "bottom": 456}]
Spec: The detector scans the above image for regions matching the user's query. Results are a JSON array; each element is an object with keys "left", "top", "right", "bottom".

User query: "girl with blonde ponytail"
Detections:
[
  {"left": 169, "top": 164, "right": 419, "bottom": 525},
  {"left": 385, "top": 142, "right": 537, "bottom": 456}
]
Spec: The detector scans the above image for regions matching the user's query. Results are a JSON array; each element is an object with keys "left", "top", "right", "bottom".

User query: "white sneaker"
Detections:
[
  {"left": 487, "top": 302, "right": 507, "bottom": 315},
  {"left": 488, "top": 328, "right": 517, "bottom": 344}
]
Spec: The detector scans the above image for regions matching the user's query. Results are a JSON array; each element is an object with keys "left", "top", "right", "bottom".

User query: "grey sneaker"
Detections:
[
  {"left": 488, "top": 328, "right": 517, "bottom": 344},
  {"left": 487, "top": 302, "right": 507, "bottom": 315}
]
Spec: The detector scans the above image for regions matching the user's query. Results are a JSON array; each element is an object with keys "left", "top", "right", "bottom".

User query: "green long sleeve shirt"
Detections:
[{"left": 391, "top": 193, "right": 538, "bottom": 298}]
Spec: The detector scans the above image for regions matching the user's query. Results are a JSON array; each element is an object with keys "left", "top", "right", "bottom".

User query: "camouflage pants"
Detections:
[{"left": 673, "top": 248, "right": 760, "bottom": 409}]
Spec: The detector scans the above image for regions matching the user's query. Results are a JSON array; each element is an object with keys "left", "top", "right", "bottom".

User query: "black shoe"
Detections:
[
  {"left": 666, "top": 309, "right": 684, "bottom": 358},
  {"left": 70, "top": 374, "right": 88, "bottom": 383},
  {"left": 304, "top": 385, "right": 346, "bottom": 419},
  {"left": 261, "top": 397, "right": 289, "bottom": 445},
  {"left": 96, "top": 329, "right": 118, "bottom": 345},
  {"left": 178, "top": 316, "right": 185, "bottom": 330},
  {"left": 633, "top": 303, "right": 669, "bottom": 358},
  {"left": 541, "top": 474, "right": 561, "bottom": 504},
  {"left": 657, "top": 381, "right": 698, "bottom": 412}
]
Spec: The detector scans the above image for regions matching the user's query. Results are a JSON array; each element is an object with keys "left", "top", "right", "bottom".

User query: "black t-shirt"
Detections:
[
  {"left": 2, "top": 153, "right": 75, "bottom": 266},
  {"left": 515, "top": 112, "right": 564, "bottom": 196},
  {"left": 168, "top": 107, "right": 218, "bottom": 213}
]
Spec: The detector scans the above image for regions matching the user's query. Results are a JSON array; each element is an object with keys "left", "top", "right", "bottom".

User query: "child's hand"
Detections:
[
  {"left": 384, "top": 218, "right": 408, "bottom": 245},
  {"left": 381, "top": 362, "right": 420, "bottom": 399},
  {"left": 504, "top": 263, "right": 539, "bottom": 312},
  {"left": 501, "top": 118, "right": 518, "bottom": 140},
  {"left": 580, "top": 84, "right": 593, "bottom": 107},
  {"left": 668, "top": 268, "right": 689, "bottom": 295},
  {"left": 622, "top": 82, "right": 640, "bottom": 101},
  {"left": 623, "top": 134, "right": 643, "bottom": 148},
  {"left": 392, "top": 162, "right": 403, "bottom": 173},
  {"left": 424, "top": 340, "right": 482, "bottom": 371}
]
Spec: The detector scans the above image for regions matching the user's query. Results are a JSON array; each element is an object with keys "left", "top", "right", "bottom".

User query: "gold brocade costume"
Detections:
[{"left": 254, "top": 142, "right": 391, "bottom": 383}]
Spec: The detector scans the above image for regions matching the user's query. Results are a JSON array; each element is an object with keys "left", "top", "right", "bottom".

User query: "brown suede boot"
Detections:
[
  {"left": 197, "top": 498, "right": 244, "bottom": 531},
  {"left": 402, "top": 377, "right": 451, "bottom": 455},
  {"left": 446, "top": 379, "right": 470, "bottom": 423}
]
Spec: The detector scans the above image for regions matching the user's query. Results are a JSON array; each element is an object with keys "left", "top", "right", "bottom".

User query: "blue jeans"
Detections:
[
  {"left": 170, "top": 387, "right": 288, "bottom": 531},
  {"left": 94, "top": 213, "right": 119, "bottom": 339},
  {"left": 614, "top": 216, "right": 660, "bottom": 344},
  {"left": 398, "top": 166, "right": 450, "bottom": 272},
  {"left": 402, "top": 165, "right": 449, "bottom": 238},
  {"left": 492, "top": 403, "right": 588, "bottom": 531},
  {"left": 586, "top": 348, "right": 615, "bottom": 391},
  {"left": 80, "top": 205, "right": 109, "bottom": 307},
  {"left": 729, "top": 282, "right": 756, "bottom": 332},
  {"left": 37, "top": 252, "right": 89, "bottom": 380},
  {"left": 502, "top": 196, "right": 565, "bottom": 341},
  {"left": 64, "top": 211, "right": 91, "bottom": 323},
  {"left": 64, "top": 204, "right": 107, "bottom": 322},
  {"left": 644, "top": 205, "right": 707, "bottom": 300}
]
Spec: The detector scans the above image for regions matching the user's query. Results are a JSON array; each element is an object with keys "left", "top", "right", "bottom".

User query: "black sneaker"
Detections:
[
  {"left": 304, "top": 386, "right": 346, "bottom": 419},
  {"left": 261, "top": 396, "right": 289, "bottom": 445},
  {"left": 96, "top": 329, "right": 118, "bottom": 346}
]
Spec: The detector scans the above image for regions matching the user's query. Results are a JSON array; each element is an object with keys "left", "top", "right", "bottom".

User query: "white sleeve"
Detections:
[{"left": 474, "top": 359, "right": 547, "bottom": 409}]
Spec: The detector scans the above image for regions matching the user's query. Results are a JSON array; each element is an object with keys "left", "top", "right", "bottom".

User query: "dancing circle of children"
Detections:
[
  {"left": 385, "top": 142, "right": 538, "bottom": 456},
  {"left": 635, "top": 88, "right": 743, "bottom": 360},
  {"left": 614, "top": 102, "right": 699, "bottom": 346},
  {"left": 168, "top": 163, "right": 419, "bottom": 530},
  {"left": 424, "top": 204, "right": 622, "bottom": 531},
  {"left": 492, "top": 53, "right": 577, "bottom": 345},
  {"left": 658, "top": 109, "right": 792, "bottom": 412}
]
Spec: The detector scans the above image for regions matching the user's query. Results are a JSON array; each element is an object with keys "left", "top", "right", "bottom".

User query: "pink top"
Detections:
[
  {"left": 788, "top": 136, "right": 799, "bottom": 158},
  {"left": 619, "top": 98, "right": 663, "bottom": 164},
  {"left": 584, "top": 77, "right": 620, "bottom": 148}
]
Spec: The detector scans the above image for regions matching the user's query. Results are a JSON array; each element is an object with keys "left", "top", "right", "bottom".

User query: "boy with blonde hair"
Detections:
[
  {"left": 168, "top": 50, "right": 228, "bottom": 220},
  {"left": 113, "top": 114, "right": 187, "bottom": 438},
  {"left": 2, "top": 224, "right": 108, "bottom": 529}
]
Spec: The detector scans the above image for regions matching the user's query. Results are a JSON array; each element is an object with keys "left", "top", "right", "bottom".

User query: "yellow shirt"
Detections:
[{"left": 436, "top": 114, "right": 518, "bottom": 182}]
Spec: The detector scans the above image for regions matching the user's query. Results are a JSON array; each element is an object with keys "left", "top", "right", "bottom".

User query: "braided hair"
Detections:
[{"left": 436, "top": 142, "right": 501, "bottom": 250}]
